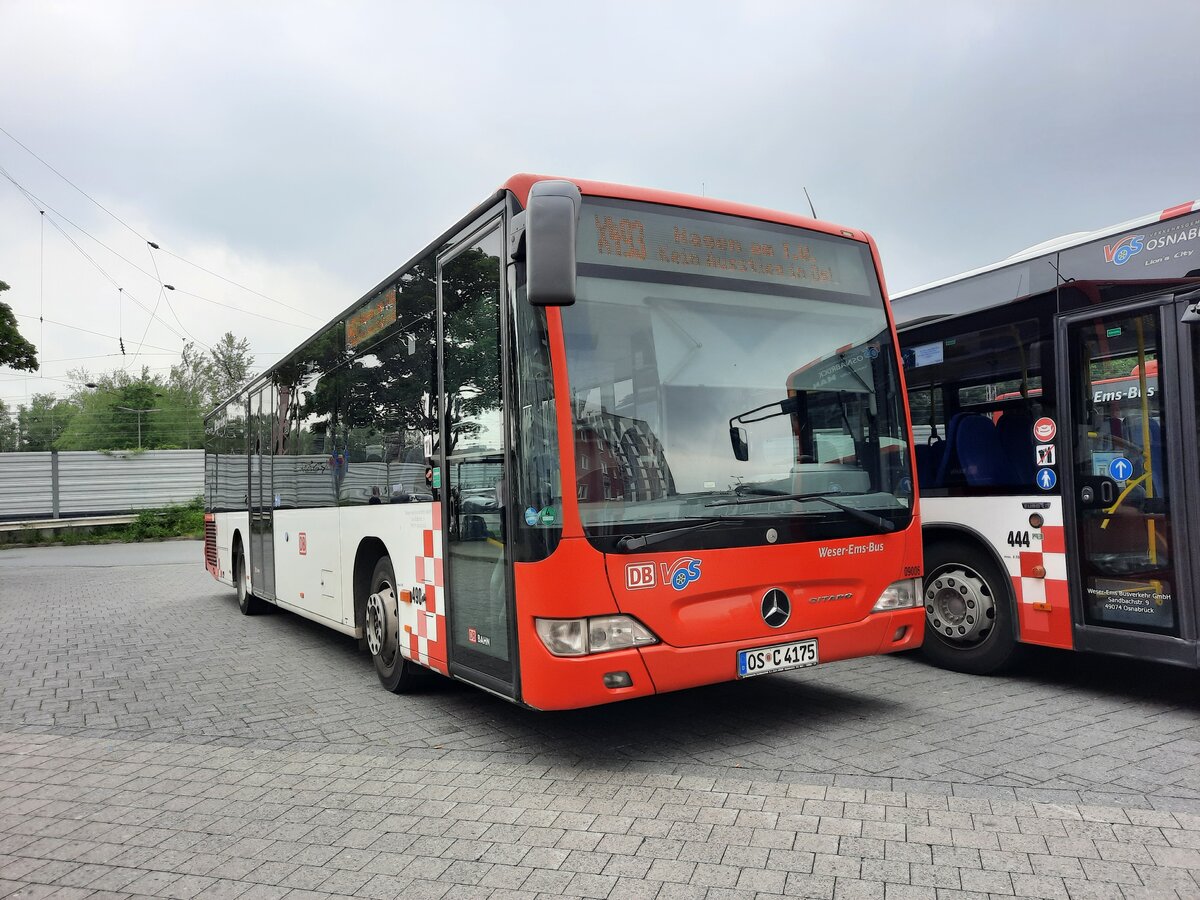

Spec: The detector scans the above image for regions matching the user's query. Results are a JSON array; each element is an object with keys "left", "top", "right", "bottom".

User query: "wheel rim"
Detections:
[
  {"left": 924, "top": 564, "right": 996, "bottom": 647},
  {"left": 365, "top": 580, "right": 399, "bottom": 666}
]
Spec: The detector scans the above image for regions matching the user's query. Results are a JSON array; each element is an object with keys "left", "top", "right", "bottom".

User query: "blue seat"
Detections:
[
  {"left": 996, "top": 410, "right": 1035, "bottom": 485},
  {"left": 915, "top": 439, "right": 945, "bottom": 488},
  {"left": 955, "top": 415, "right": 1017, "bottom": 487}
]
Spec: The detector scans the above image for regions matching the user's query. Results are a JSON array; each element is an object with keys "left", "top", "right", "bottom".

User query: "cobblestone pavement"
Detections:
[{"left": 3, "top": 542, "right": 1200, "bottom": 899}]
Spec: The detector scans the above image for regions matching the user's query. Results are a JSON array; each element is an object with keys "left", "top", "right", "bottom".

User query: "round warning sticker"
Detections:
[{"left": 1033, "top": 417, "right": 1057, "bottom": 442}]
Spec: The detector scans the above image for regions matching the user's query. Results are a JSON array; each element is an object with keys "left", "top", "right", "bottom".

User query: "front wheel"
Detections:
[
  {"left": 365, "top": 556, "right": 427, "bottom": 693},
  {"left": 919, "top": 539, "right": 1024, "bottom": 674}
]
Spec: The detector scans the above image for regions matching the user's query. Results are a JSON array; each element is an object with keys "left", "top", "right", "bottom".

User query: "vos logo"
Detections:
[
  {"left": 661, "top": 557, "right": 702, "bottom": 592},
  {"left": 1104, "top": 234, "right": 1144, "bottom": 266}
]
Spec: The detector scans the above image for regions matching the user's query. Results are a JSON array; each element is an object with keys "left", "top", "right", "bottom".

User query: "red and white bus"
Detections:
[
  {"left": 895, "top": 200, "right": 1200, "bottom": 673},
  {"left": 204, "top": 175, "right": 923, "bottom": 710}
]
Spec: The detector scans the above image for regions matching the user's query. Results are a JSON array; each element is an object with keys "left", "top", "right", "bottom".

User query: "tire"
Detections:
[
  {"left": 234, "top": 541, "right": 266, "bottom": 616},
  {"left": 919, "top": 539, "right": 1024, "bottom": 674},
  {"left": 364, "top": 556, "right": 426, "bottom": 693}
]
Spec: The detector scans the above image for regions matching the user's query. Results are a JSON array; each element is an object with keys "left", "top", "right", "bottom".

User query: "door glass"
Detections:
[
  {"left": 441, "top": 227, "right": 510, "bottom": 681},
  {"left": 251, "top": 387, "right": 276, "bottom": 600},
  {"left": 1068, "top": 309, "right": 1175, "bottom": 634}
]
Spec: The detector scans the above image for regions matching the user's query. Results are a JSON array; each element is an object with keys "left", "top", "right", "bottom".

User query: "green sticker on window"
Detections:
[
  {"left": 431, "top": 467, "right": 441, "bottom": 489},
  {"left": 1106, "top": 326, "right": 1122, "bottom": 338},
  {"left": 538, "top": 506, "right": 556, "bottom": 525}
]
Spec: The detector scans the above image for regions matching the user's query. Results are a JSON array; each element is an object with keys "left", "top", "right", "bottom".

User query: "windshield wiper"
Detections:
[
  {"left": 615, "top": 516, "right": 754, "bottom": 551},
  {"left": 707, "top": 488, "right": 895, "bottom": 532}
]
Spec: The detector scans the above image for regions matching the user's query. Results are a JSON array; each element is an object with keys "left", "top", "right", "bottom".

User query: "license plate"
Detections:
[{"left": 737, "top": 639, "right": 818, "bottom": 678}]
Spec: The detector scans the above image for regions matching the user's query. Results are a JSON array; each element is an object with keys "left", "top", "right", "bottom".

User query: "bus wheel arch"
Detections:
[
  {"left": 231, "top": 530, "right": 264, "bottom": 615},
  {"left": 353, "top": 537, "right": 389, "bottom": 638},
  {"left": 919, "top": 526, "right": 1024, "bottom": 674},
  {"left": 353, "top": 538, "right": 426, "bottom": 693}
]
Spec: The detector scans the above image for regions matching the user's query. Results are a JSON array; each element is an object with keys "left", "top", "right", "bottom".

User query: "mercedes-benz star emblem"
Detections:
[{"left": 760, "top": 588, "right": 791, "bottom": 628}]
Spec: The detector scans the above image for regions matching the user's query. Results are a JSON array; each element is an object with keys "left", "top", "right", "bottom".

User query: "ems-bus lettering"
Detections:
[{"left": 204, "top": 175, "right": 923, "bottom": 711}]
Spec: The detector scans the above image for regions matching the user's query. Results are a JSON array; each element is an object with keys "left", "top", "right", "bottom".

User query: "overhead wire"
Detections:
[
  {"left": 0, "top": 124, "right": 321, "bottom": 322},
  {"left": 1, "top": 164, "right": 312, "bottom": 357},
  {"left": 0, "top": 164, "right": 190, "bottom": 349},
  {"left": 12, "top": 312, "right": 180, "bottom": 353}
]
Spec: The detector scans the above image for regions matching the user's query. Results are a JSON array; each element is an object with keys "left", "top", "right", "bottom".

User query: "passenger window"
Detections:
[{"left": 902, "top": 318, "right": 1047, "bottom": 491}]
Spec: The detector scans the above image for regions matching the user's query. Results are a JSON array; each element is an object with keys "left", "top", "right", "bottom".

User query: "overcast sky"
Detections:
[{"left": 2, "top": 0, "right": 1198, "bottom": 407}]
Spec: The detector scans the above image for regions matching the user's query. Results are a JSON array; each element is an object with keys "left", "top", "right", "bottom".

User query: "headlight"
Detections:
[
  {"left": 535, "top": 615, "right": 658, "bottom": 657},
  {"left": 587, "top": 615, "right": 658, "bottom": 653},
  {"left": 871, "top": 578, "right": 921, "bottom": 612}
]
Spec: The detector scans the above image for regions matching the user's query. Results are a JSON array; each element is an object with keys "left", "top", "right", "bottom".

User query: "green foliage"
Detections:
[
  {"left": 17, "top": 393, "right": 77, "bottom": 451},
  {"left": 0, "top": 280, "right": 39, "bottom": 372},
  {"left": 0, "top": 497, "right": 205, "bottom": 547},
  {"left": 0, "top": 399, "right": 17, "bottom": 452},
  {"left": 1, "top": 330, "right": 255, "bottom": 453},
  {"left": 124, "top": 497, "right": 205, "bottom": 541}
]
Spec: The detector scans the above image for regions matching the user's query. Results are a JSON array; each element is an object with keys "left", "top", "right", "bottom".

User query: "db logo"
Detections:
[
  {"left": 298, "top": 532, "right": 307, "bottom": 555},
  {"left": 661, "top": 557, "right": 703, "bottom": 592},
  {"left": 468, "top": 627, "right": 477, "bottom": 643},
  {"left": 1103, "top": 234, "right": 1144, "bottom": 266},
  {"left": 625, "top": 562, "right": 656, "bottom": 590}
]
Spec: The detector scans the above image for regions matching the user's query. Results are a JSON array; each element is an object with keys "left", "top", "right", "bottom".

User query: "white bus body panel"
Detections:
[
  {"left": 921, "top": 495, "right": 1073, "bottom": 649},
  {"left": 211, "top": 511, "right": 249, "bottom": 588}
]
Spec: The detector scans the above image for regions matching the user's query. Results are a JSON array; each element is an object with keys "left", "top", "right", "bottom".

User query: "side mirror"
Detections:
[
  {"left": 522, "top": 180, "right": 581, "bottom": 307},
  {"left": 730, "top": 426, "right": 749, "bottom": 462}
]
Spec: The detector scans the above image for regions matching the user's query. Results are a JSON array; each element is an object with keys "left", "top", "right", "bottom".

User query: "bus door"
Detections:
[
  {"left": 436, "top": 218, "right": 518, "bottom": 696},
  {"left": 1058, "top": 298, "right": 1195, "bottom": 662},
  {"left": 249, "top": 384, "right": 276, "bottom": 601}
]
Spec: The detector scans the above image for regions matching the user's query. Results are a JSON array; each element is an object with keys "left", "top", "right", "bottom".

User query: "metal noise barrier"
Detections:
[{"left": 0, "top": 450, "right": 203, "bottom": 521}]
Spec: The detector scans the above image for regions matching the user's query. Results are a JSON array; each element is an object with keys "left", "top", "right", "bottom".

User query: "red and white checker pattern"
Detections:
[
  {"left": 408, "top": 503, "right": 448, "bottom": 674},
  {"left": 1011, "top": 524, "right": 1071, "bottom": 646}
]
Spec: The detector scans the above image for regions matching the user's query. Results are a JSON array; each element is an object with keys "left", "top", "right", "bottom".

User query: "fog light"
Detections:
[
  {"left": 603, "top": 671, "right": 633, "bottom": 689},
  {"left": 892, "top": 626, "right": 908, "bottom": 642},
  {"left": 872, "top": 578, "right": 921, "bottom": 612}
]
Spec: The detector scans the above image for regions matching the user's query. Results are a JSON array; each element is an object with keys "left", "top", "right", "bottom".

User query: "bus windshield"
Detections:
[{"left": 562, "top": 198, "right": 913, "bottom": 548}]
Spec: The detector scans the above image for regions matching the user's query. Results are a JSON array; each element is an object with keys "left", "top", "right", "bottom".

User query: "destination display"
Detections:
[
  {"left": 578, "top": 202, "right": 874, "bottom": 297},
  {"left": 346, "top": 286, "right": 397, "bottom": 349}
]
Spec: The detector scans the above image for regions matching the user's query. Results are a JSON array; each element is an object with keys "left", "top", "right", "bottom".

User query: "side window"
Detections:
[
  {"left": 221, "top": 399, "right": 247, "bottom": 510},
  {"left": 340, "top": 252, "right": 440, "bottom": 505},
  {"left": 278, "top": 322, "right": 346, "bottom": 509},
  {"left": 203, "top": 409, "right": 221, "bottom": 512},
  {"left": 902, "top": 317, "right": 1047, "bottom": 492}
]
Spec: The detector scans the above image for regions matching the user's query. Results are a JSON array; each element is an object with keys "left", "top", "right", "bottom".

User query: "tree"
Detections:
[
  {"left": 0, "top": 399, "right": 18, "bottom": 452},
  {"left": 0, "top": 280, "right": 38, "bottom": 372},
  {"left": 17, "top": 393, "right": 76, "bottom": 451},
  {"left": 209, "top": 332, "right": 254, "bottom": 405},
  {"left": 168, "top": 342, "right": 216, "bottom": 409},
  {"left": 57, "top": 370, "right": 207, "bottom": 451}
]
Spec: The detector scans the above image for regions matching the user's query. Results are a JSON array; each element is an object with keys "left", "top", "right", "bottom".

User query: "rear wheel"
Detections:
[
  {"left": 919, "top": 539, "right": 1023, "bottom": 674},
  {"left": 234, "top": 541, "right": 265, "bottom": 615},
  {"left": 365, "top": 556, "right": 426, "bottom": 693}
]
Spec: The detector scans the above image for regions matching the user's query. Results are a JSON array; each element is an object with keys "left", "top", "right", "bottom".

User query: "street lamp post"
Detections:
[{"left": 114, "top": 406, "right": 161, "bottom": 450}]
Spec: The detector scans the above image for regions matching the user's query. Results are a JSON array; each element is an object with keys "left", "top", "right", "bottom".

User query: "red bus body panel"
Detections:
[{"left": 506, "top": 174, "right": 923, "bottom": 710}]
